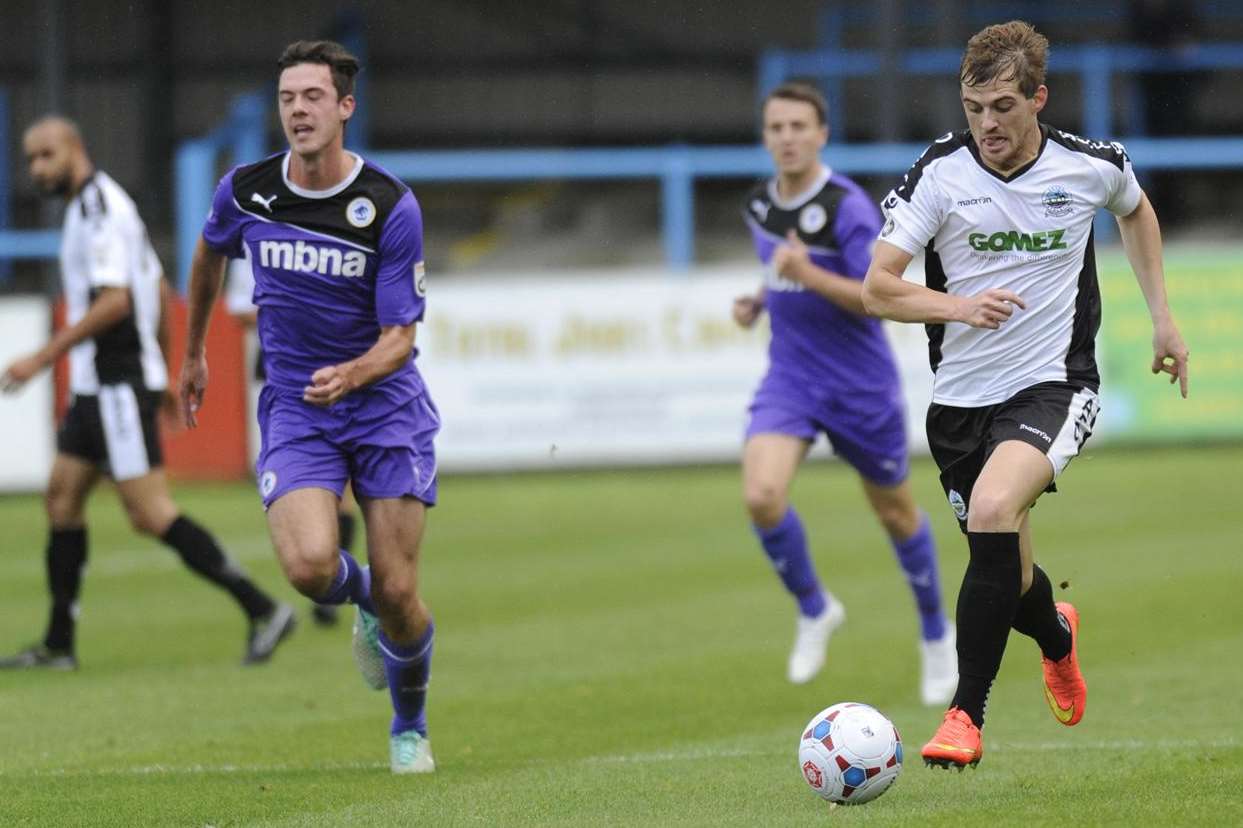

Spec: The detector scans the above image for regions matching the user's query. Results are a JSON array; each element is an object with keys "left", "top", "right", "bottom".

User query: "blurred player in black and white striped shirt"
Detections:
[{"left": 0, "top": 116, "right": 294, "bottom": 671}]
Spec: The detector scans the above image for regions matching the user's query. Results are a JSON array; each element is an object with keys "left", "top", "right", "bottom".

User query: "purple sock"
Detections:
[
  {"left": 754, "top": 508, "right": 826, "bottom": 618},
  {"left": 891, "top": 514, "right": 947, "bottom": 641},
  {"left": 315, "top": 552, "right": 374, "bottom": 615},
  {"left": 380, "top": 622, "right": 434, "bottom": 737}
]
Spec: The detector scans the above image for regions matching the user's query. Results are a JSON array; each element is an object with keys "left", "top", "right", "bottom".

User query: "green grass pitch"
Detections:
[{"left": 1, "top": 445, "right": 1240, "bottom": 826}]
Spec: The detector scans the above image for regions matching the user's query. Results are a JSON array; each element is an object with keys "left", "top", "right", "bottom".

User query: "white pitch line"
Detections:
[
  {"left": 5, "top": 760, "right": 387, "bottom": 778},
  {"left": 6, "top": 737, "right": 1236, "bottom": 779}
]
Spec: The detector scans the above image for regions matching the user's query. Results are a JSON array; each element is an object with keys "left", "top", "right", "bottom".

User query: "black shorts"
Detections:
[
  {"left": 57, "top": 385, "right": 164, "bottom": 481},
  {"left": 926, "top": 381, "right": 1100, "bottom": 533}
]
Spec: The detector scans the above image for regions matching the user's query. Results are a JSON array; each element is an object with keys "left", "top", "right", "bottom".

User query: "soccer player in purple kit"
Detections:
[
  {"left": 734, "top": 83, "right": 957, "bottom": 704},
  {"left": 179, "top": 40, "right": 438, "bottom": 774}
]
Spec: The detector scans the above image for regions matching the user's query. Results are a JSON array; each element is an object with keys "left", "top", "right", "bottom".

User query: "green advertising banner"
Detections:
[{"left": 1097, "top": 245, "right": 1243, "bottom": 441}]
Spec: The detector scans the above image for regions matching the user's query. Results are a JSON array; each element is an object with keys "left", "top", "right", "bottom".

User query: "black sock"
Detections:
[
  {"left": 44, "top": 528, "right": 88, "bottom": 652},
  {"left": 950, "top": 532, "right": 1023, "bottom": 729},
  {"left": 161, "top": 516, "right": 275, "bottom": 620},
  {"left": 337, "top": 511, "right": 357, "bottom": 553},
  {"left": 1011, "top": 564, "right": 1071, "bottom": 661}
]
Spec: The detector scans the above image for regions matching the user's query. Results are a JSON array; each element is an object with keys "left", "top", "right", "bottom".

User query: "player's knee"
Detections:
[
  {"left": 370, "top": 574, "right": 418, "bottom": 618},
  {"left": 281, "top": 545, "right": 338, "bottom": 597},
  {"left": 965, "top": 488, "right": 1022, "bottom": 532},
  {"left": 743, "top": 482, "right": 786, "bottom": 526},
  {"left": 44, "top": 484, "right": 81, "bottom": 526}
]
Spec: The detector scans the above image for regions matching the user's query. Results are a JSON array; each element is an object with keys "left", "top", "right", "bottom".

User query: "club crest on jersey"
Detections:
[
  {"left": 948, "top": 489, "right": 967, "bottom": 521},
  {"left": 1041, "top": 185, "right": 1074, "bottom": 218},
  {"left": 346, "top": 196, "right": 376, "bottom": 228},
  {"left": 799, "top": 203, "right": 827, "bottom": 234}
]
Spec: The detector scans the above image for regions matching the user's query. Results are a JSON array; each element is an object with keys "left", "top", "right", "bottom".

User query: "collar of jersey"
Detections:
[
  {"left": 281, "top": 151, "right": 364, "bottom": 199},
  {"left": 766, "top": 165, "right": 831, "bottom": 210},
  {"left": 965, "top": 124, "right": 1050, "bottom": 184}
]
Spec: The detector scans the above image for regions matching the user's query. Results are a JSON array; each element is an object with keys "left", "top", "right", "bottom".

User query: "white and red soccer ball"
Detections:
[{"left": 798, "top": 702, "right": 902, "bottom": 805}]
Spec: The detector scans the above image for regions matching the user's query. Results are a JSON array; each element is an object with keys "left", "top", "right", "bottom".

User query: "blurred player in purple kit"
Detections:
[
  {"left": 179, "top": 40, "right": 438, "bottom": 774},
  {"left": 733, "top": 83, "right": 956, "bottom": 703}
]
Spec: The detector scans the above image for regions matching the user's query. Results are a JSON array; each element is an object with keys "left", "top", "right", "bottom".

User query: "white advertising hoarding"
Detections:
[
  {"left": 0, "top": 297, "right": 55, "bottom": 490},
  {"left": 415, "top": 265, "right": 934, "bottom": 471}
]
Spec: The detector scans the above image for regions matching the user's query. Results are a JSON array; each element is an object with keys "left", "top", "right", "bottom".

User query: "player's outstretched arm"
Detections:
[
  {"left": 1, "top": 286, "right": 130, "bottom": 393},
  {"left": 180, "top": 238, "right": 228, "bottom": 428},
  {"left": 303, "top": 322, "right": 417, "bottom": 407},
  {"left": 862, "top": 240, "right": 1025, "bottom": 328},
  {"left": 1115, "top": 191, "right": 1189, "bottom": 398}
]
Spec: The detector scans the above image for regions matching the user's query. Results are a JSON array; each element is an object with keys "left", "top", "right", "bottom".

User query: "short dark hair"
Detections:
[
  {"left": 960, "top": 21, "right": 1049, "bottom": 98},
  {"left": 277, "top": 40, "right": 360, "bottom": 101},
  {"left": 762, "top": 82, "right": 828, "bottom": 126}
]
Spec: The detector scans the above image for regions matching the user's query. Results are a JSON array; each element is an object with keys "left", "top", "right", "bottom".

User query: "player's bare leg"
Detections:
[
  {"left": 0, "top": 454, "right": 98, "bottom": 670},
  {"left": 268, "top": 486, "right": 344, "bottom": 597},
  {"left": 359, "top": 494, "right": 435, "bottom": 773},
  {"left": 743, "top": 434, "right": 843, "bottom": 683},
  {"left": 861, "top": 478, "right": 955, "bottom": 704},
  {"left": 118, "top": 469, "right": 292, "bottom": 664},
  {"left": 312, "top": 486, "right": 359, "bottom": 627}
]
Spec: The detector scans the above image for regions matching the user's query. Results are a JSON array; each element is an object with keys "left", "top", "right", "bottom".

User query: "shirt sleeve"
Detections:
[
  {"left": 878, "top": 159, "right": 947, "bottom": 256},
  {"left": 80, "top": 199, "right": 130, "bottom": 289},
  {"left": 832, "top": 190, "right": 883, "bottom": 280},
  {"left": 201, "top": 169, "right": 246, "bottom": 258},
  {"left": 1103, "top": 142, "right": 1143, "bottom": 217},
  {"left": 374, "top": 190, "right": 426, "bottom": 327}
]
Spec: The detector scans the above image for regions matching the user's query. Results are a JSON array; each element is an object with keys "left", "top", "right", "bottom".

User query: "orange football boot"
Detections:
[
  {"left": 921, "top": 707, "right": 983, "bottom": 770},
  {"left": 1041, "top": 601, "right": 1087, "bottom": 726}
]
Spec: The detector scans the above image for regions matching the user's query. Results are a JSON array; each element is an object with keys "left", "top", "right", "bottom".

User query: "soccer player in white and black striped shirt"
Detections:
[
  {"left": 862, "top": 21, "right": 1189, "bottom": 768},
  {"left": 0, "top": 117, "right": 294, "bottom": 671}
]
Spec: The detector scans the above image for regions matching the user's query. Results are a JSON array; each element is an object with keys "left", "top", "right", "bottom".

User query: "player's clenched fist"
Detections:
[
  {"left": 733, "top": 292, "right": 765, "bottom": 328},
  {"left": 955, "top": 288, "right": 1027, "bottom": 330}
]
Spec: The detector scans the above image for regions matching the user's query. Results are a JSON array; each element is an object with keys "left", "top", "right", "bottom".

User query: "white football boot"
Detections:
[
  {"left": 919, "top": 623, "right": 958, "bottom": 706},
  {"left": 787, "top": 597, "right": 847, "bottom": 684},
  {"left": 390, "top": 730, "right": 436, "bottom": 774}
]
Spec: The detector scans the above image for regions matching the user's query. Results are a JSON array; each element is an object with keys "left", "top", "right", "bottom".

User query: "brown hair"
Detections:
[
  {"left": 763, "top": 82, "right": 828, "bottom": 126},
  {"left": 277, "top": 40, "right": 360, "bottom": 101},
  {"left": 960, "top": 21, "right": 1049, "bottom": 98}
]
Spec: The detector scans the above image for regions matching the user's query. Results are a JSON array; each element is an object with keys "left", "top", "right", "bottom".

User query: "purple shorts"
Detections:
[
  {"left": 745, "top": 373, "right": 909, "bottom": 487},
  {"left": 256, "top": 386, "right": 440, "bottom": 509}
]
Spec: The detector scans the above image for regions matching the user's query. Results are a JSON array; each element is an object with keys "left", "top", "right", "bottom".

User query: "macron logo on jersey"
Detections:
[{"left": 259, "top": 240, "right": 367, "bottom": 278}]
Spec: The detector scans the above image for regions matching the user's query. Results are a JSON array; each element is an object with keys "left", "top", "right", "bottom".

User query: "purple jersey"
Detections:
[
  {"left": 743, "top": 167, "right": 899, "bottom": 402},
  {"left": 203, "top": 152, "right": 426, "bottom": 407}
]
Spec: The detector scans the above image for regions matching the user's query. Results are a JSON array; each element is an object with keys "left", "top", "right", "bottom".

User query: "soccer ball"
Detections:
[{"left": 798, "top": 702, "right": 902, "bottom": 805}]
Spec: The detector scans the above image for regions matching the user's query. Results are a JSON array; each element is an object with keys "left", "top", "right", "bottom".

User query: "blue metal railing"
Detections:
[{"left": 190, "top": 137, "right": 1243, "bottom": 277}]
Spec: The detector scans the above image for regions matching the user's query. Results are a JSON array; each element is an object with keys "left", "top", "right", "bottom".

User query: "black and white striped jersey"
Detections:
[
  {"left": 879, "top": 125, "right": 1142, "bottom": 407},
  {"left": 61, "top": 171, "right": 167, "bottom": 393}
]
